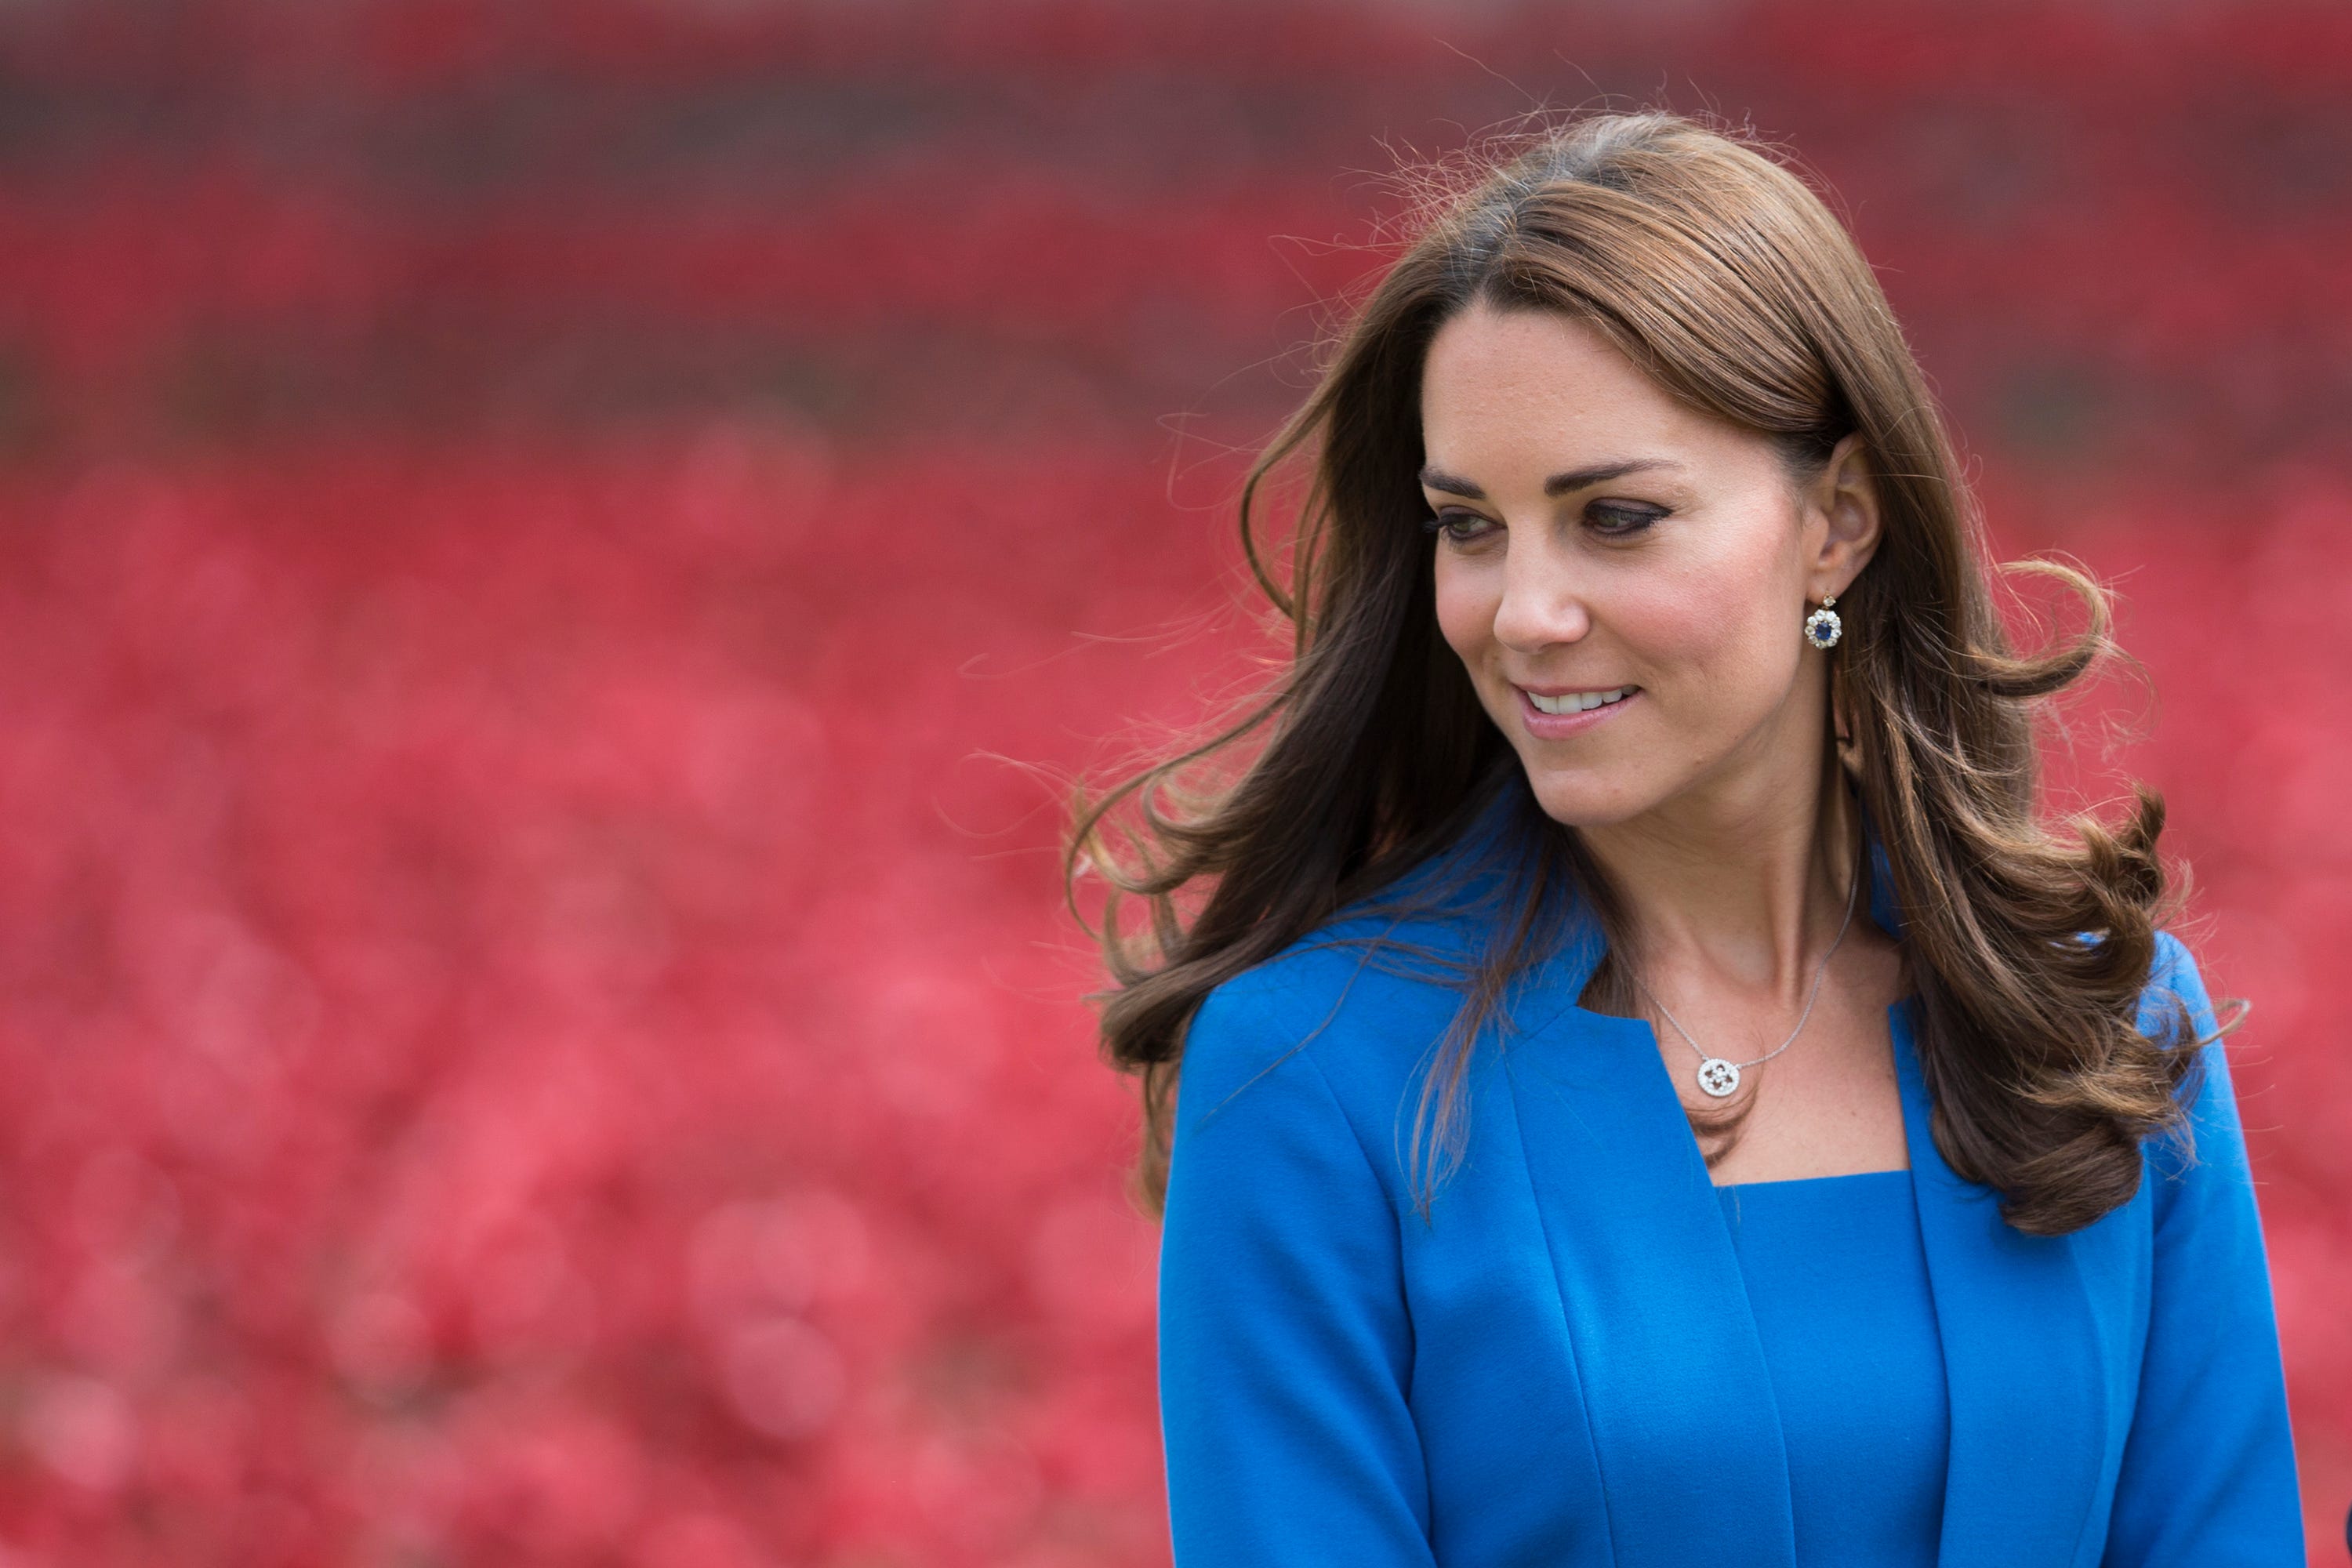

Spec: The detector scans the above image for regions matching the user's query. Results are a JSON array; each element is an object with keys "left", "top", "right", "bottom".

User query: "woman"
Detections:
[{"left": 1065, "top": 111, "right": 2303, "bottom": 1565}]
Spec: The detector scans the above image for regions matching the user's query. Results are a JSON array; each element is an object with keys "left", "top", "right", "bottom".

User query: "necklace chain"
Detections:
[{"left": 1632, "top": 841, "right": 1862, "bottom": 1097}]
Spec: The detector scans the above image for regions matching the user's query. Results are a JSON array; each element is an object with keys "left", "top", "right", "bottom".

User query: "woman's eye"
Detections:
[
  {"left": 1421, "top": 504, "right": 1667, "bottom": 545},
  {"left": 1588, "top": 504, "right": 1665, "bottom": 537},
  {"left": 1422, "top": 510, "right": 1496, "bottom": 545}
]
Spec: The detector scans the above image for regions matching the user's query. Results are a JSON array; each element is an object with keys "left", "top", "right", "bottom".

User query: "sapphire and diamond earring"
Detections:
[{"left": 1803, "top": 594, "right": 1842, "bottom": 650}]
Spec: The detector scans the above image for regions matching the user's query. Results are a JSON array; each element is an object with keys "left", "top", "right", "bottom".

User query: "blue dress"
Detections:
[{"left": 1714, "top": 1167, "right": 1947, "bottom": 1566}]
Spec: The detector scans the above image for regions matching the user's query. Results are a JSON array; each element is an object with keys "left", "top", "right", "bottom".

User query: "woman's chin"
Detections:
[{"left": 1518, "top": 766, "right": 1653, "bottom": 830}]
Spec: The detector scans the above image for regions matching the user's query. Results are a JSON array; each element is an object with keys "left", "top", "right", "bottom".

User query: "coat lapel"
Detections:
[
  {"left": 1501, "top": 902, "right": 1800, "bottom": 1568},
  {"left": 1874, "top": 839, "right": 2109, "bottom": 1564},
  {"left": 1486, "top": 800, "right": 2110, "bottom": 1566}
]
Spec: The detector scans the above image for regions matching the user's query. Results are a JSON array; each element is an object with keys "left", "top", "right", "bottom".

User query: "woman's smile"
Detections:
[{"left": 1515, "top": 682, "right": 1642, "bottom": 739}]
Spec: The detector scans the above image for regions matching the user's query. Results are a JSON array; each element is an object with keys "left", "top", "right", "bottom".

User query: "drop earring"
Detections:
[{"left": 1803, "top": 594, "right": 1842, "bottom": 650}]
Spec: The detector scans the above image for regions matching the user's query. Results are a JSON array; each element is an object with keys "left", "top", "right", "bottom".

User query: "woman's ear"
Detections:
[{"left": 1807, "top": 432, "right": 1883, "bottom": 598}]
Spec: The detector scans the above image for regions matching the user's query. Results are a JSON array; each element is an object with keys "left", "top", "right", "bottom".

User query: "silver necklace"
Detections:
[{"left": 1633, "top": 847, "right": 1861, "bottom": 1100}]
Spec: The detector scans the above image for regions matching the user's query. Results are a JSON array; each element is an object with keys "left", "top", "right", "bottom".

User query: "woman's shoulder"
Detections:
[
  {"left": 2087, "top": 924, "right": 2264, "bottom": 1243},
  {"left": 1186, "top": 792, "right": 1530, "bottom": 1065},
  {"left": 2138, "top": 928, "right": 2212, "bottom": 1041},
  {"left": 1176, "top": 870, "right": 1509, "bottom": 1148},
  {"left": 2136, "top": 926, "right": 2241, "bottom": 1146},
  {"left": 2129, "top": 927, "right": 2232, "bottom": 1120},
  {"left": 1186, "top": 902, "right": 1478, "bottom": 1075},
  {"left": 2049, "top": 924, "right": 2216, "bottom": 1060}
]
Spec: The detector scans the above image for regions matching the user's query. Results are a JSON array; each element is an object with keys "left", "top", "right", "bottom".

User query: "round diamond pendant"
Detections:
[
  {"left": 1695, "top": 1058, "right": 1742, "bottom": 1098},
  {"left": 1803, "top": 604, "right": 1842, "bottom": 649}
]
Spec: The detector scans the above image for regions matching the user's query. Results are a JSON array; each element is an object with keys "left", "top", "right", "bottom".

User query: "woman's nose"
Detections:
[{"left": 1490, "top": 536, "right": 1592, "bottom": 652}]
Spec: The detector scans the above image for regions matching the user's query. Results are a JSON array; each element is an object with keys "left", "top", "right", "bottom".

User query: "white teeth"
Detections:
[{"left": 1527, "top": 686, "right": 1633, "bottom": 715}]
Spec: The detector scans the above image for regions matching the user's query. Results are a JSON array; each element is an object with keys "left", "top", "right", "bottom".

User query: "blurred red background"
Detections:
[{"left": 0, "top": 2, "right": 2343, "bottom": 1563}]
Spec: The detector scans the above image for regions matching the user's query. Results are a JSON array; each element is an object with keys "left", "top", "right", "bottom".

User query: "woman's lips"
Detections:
[{"left": 1515, "top": 684, "right": 1640, "bottom": 739}]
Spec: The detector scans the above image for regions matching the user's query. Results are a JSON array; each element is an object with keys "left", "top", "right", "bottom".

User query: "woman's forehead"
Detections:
[{"left": 1421, "top": 309, "right": 1770, "bottom": 482}]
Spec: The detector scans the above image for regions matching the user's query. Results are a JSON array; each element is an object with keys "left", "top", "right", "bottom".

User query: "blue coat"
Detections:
[{"left": 1156, "top": 789, "right": 2305, "bottom": 1566}]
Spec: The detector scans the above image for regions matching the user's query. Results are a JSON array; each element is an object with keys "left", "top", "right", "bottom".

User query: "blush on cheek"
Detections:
[
  {"left": 1599, "top": 590, "right": 1722, "bottom": 702},
  {"left": 1601, "top": 585, "right": 1788, "bottom": 746},
  {"left": 1654, "top": 596, "right": 1803, "bottom": 739},
  {"left": 1626, "top": 579, "right": 1743, "bottom": 660}
]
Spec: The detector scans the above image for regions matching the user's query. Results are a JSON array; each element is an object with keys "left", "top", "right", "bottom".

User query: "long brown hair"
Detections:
[{"left": 1064, "top": 108, "right": 2234, "bottom": 1238}]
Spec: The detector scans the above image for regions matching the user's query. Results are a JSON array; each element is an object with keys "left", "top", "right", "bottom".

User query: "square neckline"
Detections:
[{"left": 1712, "top": 1165, "right": 1912, "bottom": 1192}]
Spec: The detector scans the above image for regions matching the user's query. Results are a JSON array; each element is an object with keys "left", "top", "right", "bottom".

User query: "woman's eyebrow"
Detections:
[{"left": 1417, "top": 457, "right": 1686, "bottom": 499}]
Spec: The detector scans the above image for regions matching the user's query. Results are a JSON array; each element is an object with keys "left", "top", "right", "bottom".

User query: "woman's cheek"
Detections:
[
  {"left": 1613, "top": 584, "right": 1737, "bottom": 688},
  {"left": 1430, "top": 563, "right": 1498, "bottom": 666},
  {"left": 1661, "top": 586, "right": 1802, "bottom": 739}
]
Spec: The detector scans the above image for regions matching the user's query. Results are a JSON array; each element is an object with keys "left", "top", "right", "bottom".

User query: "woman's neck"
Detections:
[{"left": 1576, "top": 743, "right": 1864, "bottom": 1007}]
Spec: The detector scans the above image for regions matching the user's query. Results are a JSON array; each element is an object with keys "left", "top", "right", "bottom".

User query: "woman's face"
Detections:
[{"left": 1420, "top": 299, "right": 1875, "bottom": 829}]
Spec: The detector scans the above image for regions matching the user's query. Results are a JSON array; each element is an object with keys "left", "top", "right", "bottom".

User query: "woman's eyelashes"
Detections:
[
  {"left": 1577, "top": 503, "right": 1668, "bottom": 539},
  {"left": 1421, "top": 503, "right": 1668, "bottom": 546},
  {"left": 1419, "top": 510, "right": 1481, "bottom": 544}
]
